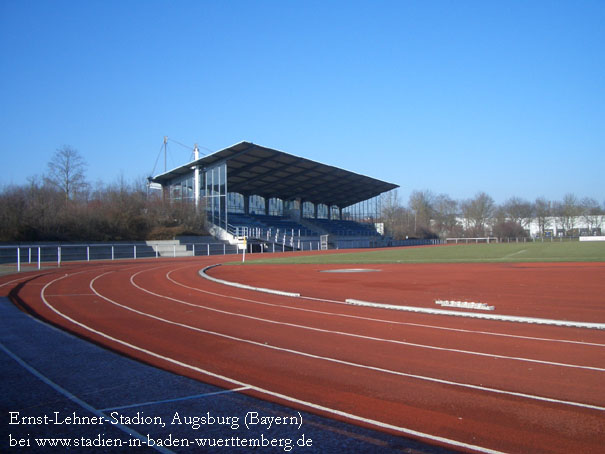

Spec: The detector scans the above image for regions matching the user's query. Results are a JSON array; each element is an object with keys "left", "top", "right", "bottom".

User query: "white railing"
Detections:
[
  {"left": 0, "top": 238, "right": 331, "bottom": 273},
  {"left": 227, "top": 223, "right": 320, "bottom": 251},
  {"left": 445, "top": 237, "right": 499, "bottom": 244},
  {"left": 444, "top": 236, "right": 584, "bottom": 245},
  {"left": 0, "top": 242, "right": 240, "bottom": 273}
]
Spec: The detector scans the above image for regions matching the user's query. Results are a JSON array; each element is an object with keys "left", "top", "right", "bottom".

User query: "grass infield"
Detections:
[{"left": 239, "top": 241, "right": 605, "bottom": 265}]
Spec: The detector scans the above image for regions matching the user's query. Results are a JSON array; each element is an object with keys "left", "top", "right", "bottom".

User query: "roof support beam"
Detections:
[{"left": 152, "top": 141, "right": 398, "bottom": 208}]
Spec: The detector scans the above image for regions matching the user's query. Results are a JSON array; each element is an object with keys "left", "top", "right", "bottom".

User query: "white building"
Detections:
[{"left": 525, "top": 216, "right": 604, "bottom": 238}]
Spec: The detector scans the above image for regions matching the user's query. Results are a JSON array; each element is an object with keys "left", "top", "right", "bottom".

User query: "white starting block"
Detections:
[{"left": 435, "top": 300, "right": 495, "bottom": 311}]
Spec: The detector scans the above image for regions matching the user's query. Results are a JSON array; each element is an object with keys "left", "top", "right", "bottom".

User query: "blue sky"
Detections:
[{"left": 1, "top": 0, "right": 603, "bottom": 204}]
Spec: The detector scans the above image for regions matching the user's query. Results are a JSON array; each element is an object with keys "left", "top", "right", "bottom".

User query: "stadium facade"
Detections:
[{"left": 150, "top": 141, "right": 399, "bottom": 249}]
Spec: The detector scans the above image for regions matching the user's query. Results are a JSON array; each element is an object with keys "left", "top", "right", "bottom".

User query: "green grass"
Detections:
[{"left": 238, "top": 241, "right": 605, "bottom": 265}]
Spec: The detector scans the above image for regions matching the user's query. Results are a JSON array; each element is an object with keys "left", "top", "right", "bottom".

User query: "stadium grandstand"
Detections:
[{"left": 150, "top": 141, "right": 398, "bottom": 250}]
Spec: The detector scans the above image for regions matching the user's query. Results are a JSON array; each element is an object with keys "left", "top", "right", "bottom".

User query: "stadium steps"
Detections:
[{"left": 145, "top": 240, "right": 193, "bottom": 257}]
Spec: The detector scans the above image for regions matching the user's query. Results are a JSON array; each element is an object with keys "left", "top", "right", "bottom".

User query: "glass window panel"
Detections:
[{"left": 302, "top": 201, "right": 314, "bottom": 218}]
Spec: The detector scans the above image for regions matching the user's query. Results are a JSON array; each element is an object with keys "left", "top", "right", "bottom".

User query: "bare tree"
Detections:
[
  {"left": 554, "top": 193, "right": 582, "bottom": 233},
  {"left": 503, "top": 197, "right": 533, "bottom": 228},
  {"left": 460, "top": 192, "right": 495, "bottom": 236},
  {"left": 0, "top": 185, "right": 24, "bottom": 241},
  {"left": 533, "top": 197, "right": 552, "bottom": 237},
  {"left": 580, "top": 197, "right": 603, "bottom": 233},
  {"left": 45, "top": 145, "right": 88, "bottom": 200},
  {"left": 433, "top": 194, "right": 459, "bottom": 237},
  {"left": 492, "top": 204, "right": 528, "bottom": 239},
  {"left": 408, "top": 190, "right": 435, "bottom": 236},
  {"left": 380, "top": 190, "right": 414, "bottom": 240}
]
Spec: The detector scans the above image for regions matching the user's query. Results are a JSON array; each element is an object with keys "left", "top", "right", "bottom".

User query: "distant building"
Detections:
[{"left": 524, "top": 216, "right": 604, "bottom": 238}]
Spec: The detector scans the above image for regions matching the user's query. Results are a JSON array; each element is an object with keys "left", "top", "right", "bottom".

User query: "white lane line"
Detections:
[
  {"left": 40, "top": 271, "right": 508, "bottom": 454},
  {"left": 100, "top": 386, "right": 251, "bottom": 412},
  {"left": 139, "top": 269, "right": 605, "bottom": 372},
  {"left": 0, "top": 271, "right": 57, "bottom": 288},
  {"left": 0, "top": 276, "right": 34, "bottom": 287},
  {"left": 116, "top": 269, "right": 605, "bottom": 410},
  {"left": 45, "top": 293, "right": 96, "bottom": 297},
  {"left": 201, "top": 265, "right": 605, "bottom": 330},
  {"left": 346, "top": 298, "right": 605, "bottom": 330},
  {"left": 195, "top": 265, "right": 605, "bottom": 348},
  {"left": 503, "top": 249, "right": 527, "bottom": 259},
  {"left": 0, "top": 341, "right": 174, "bottom": 454}
]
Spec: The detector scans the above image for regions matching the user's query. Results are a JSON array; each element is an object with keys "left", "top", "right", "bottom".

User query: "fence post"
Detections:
[
  {"left": 192, "top": 244, "right": 196, "bottom": 256},
  {"left": 87, "top": 246, "right": 90, "bottom": 262},
  {"left": 223, "top": 244, "right": 226, "bottom": 255},
  {"left": 37, "top": 246, "right": 41, "bottom": 270},
  {"left": 134, "top": 245, "right": 137, "bottom": 260},
  {"left": 207, "top": 244, "right": 210, "bottom": 256},
  {"left": 17, "top": 248, "right": 21, "bottom": 272},
  {"left": 111, "top": 245, "right": 115, "bottom": 260},
  {"left": 173, "top": 244, "right": 176, "bottom": 258},
  {"left": 58, "top": 247, "right": 61, "bottom": 267}
]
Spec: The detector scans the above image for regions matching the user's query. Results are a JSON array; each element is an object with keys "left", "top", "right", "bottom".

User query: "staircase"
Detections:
[{"left": 145, "top": 240, "right": 193, "bottom": 257}]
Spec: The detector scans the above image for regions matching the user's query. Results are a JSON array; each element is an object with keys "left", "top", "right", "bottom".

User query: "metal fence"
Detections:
[
  {"left": 444, "top": 236, "right": 583, "bottom": 244},
  {"left": 0, "top": 237, "right": 448, "bottom": 273},
  {"left": 0, "top": 242, "right": 243, "bottom": 273},
  {"left": 383, "top": 239, "right": 444, "bottom": 247}
]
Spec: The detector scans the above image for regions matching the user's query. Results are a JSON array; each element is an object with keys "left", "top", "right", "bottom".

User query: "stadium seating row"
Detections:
[{"left": 227, "top": 213, "right": 379, "bottom": 239}]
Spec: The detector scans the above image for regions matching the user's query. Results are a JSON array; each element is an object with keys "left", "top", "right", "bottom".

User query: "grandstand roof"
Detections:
[{"left": 151, "top": 141, "right": 398, "bottom": 207}]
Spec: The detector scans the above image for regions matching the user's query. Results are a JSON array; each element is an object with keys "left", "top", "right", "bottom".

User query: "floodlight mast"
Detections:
[
  {"left": 194, "top": 144, "right": 200, "bottom": 208},
  {"left": 163, "top": 136, "right": 168, "bottom": 172}
]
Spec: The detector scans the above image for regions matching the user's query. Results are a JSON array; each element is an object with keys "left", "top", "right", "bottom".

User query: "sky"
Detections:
[{"left": 1, "top": 0, "right": 604, "bottom": 205}]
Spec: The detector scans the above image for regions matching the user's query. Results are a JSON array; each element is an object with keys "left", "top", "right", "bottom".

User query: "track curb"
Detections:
[
  {"left": 199, "top": 265, "right": 605, "bottom": 330},
  {"left": 199, "top": 264, "right": 301, "bottom": 297},
  {"left": 345, "top": 299, "right": 605, "bottom": 330}
]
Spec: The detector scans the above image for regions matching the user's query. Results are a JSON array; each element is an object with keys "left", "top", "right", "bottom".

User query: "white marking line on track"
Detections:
[
  {"left": 347, "top": 298, "right": 605, "bottom": 330},
  {"left": 45, "top": 293, "right": 96, "bottom": 297},
  {"left": 162, "top": 268, "right": 605, "bottom": 369},
  {"left": 0, "top": 341, "right": 174, "bottom": 454},
  {"left": 197, "top": 265, "right": 605, "bottom": 348},
  {"left": 202, "top": 265, "right": 605, "bottom": 330},
  {"left": 0, "top": 277, "right": 32, "bottom": 287},
  {"left": 503, "top": 249, "right": 527, "bottom": 259},
  {"left": 0, "top": 272, "right": 55, "bottom": 288},
  {"left": 40, "top": 271, "right": 508, "bottom": 454},
  {"left": 118, "top": 268, "right": 605, "bottom": 411},
  {"left": 100, "top": 386, "right": 252, "bottom": 412}
]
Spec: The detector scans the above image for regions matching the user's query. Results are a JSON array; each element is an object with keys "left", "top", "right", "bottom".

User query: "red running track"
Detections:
[{"left": 3, "top": 255, "right": 605, "bottom": 454}]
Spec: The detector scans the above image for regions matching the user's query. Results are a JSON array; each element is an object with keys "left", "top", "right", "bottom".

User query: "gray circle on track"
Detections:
[{"left": 320, "top": 268, "right": 381, "bottom": 273}]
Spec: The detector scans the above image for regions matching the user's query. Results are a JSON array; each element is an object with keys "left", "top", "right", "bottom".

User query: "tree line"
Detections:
[
  {"left": 2, "top": 145, "right": 603, "bottom": 243},
  {"left": 0, "top": 146, "right": 207, "bottom": 242},
  {"left": 381, "top": 190, "right": 605, "bottom": 240}
]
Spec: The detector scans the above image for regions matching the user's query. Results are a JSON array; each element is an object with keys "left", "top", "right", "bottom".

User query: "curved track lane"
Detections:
[{"left": 4, "top": 257, "right": 605, "bottom": 454}]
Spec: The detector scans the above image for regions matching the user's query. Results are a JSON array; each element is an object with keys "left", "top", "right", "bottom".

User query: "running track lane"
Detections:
[{"left": 4, "top": 258, "right": 605, "bottom": 454}]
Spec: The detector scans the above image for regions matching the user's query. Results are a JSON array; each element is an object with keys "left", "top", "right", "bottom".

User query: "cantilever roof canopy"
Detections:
[{"left": 151, "top": 141, "right": 398, "bottom": 208}]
